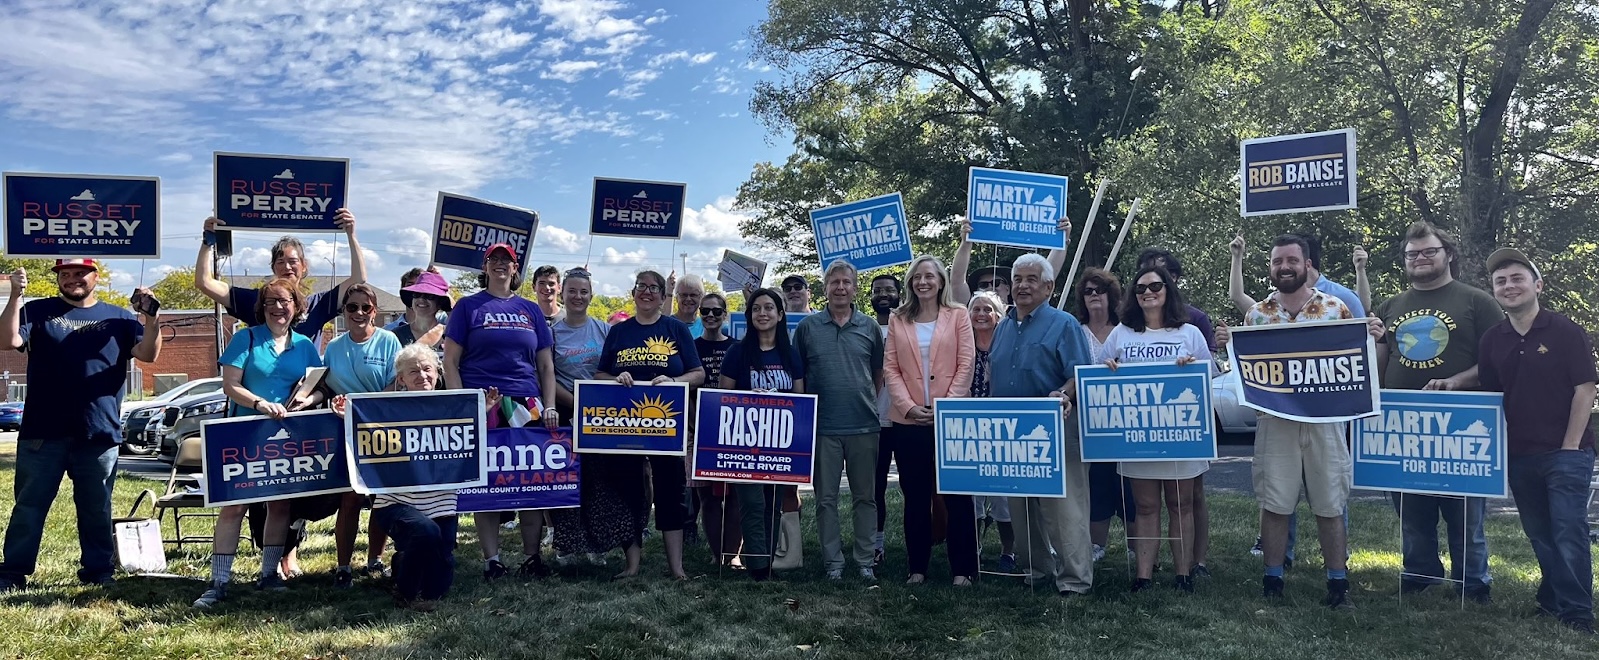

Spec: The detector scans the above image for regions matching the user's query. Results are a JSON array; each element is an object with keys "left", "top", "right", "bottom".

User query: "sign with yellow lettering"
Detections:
[
  {"left": 343, "top": 390, "right": 488, "bottom": 494},
  {"left": 1240, "top": 128, "right": 1356, "bottom": 217},
  {"left": 1226, "top": 318, "right": 1380, "bottom": 423},
  {"left": 573, "top": 380, "right": 689, "bottom": 456}
]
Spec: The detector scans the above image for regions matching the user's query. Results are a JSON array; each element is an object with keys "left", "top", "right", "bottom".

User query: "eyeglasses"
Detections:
[
  {"left": 343, "top": 303, "right": 374, "bottom": 314},
  {"left": 699, "top": 308, "right": 726, "bottom": 317},
  {"left": 1081, "top": 286, "right": 1107, "bottom": 296},
  {"left": 633, "top": 284, "right": 662, "bottom": 294},
  {"left": 262, "top": 297, "right": 292, "bottom": 308},
  {"left": 485, "top": 255, "right": 515, "bottom": 265},
  {"left": 782, "top": 283, "right": 807, "bottom": 292},
  {"left": 1403, "top": 247, "right": 1445, "bottom": 261},
  {"left": 1133, "top": 282, "right": 1167, "bottom": 295},
  {"left": 272, "top": 258, "right": 303, "bottom": 268}
]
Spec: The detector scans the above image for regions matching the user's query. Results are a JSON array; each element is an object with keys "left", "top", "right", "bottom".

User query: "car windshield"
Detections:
[{"left": 154, "top": 381, "right": 211, "bottom": 403}]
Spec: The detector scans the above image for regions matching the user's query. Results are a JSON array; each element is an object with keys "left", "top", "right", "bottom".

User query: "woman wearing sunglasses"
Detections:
[
  {"left": 1098, "top": 265, "right": 1215, "bottom": 593},
  {"left": 691, "top": 293, "right": 741, "bottom": 565},
  {"left": 1075, "top": 269, "right": 1135, "bottom": 563}
]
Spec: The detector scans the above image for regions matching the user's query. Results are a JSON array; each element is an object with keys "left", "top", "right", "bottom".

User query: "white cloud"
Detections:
[
  {"left": 648, "top": 51, "right": 716, "bottom": 67},
  {"left": 536, "top": 0, "right": 648, "bottom": 56},
  {"left": 681, "top": 196, "right": 749, "bottom": 243},
  {"left": 536, "top": 225, "right": 583, "bottom": 254},
  {"left": 543, "top": 60, "right": 602, "bottom": 83},
  {"left": 602, "top": 246, "right": 648, "bottom": 265},
  {"left": 387, "top": 227, "right": 433, "bottom": 261},
  {"left": 640, "top": 109, "right": 675, "bottom": 121}
]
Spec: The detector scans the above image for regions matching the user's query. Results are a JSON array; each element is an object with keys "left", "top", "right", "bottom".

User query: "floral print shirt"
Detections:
[{"left": 1244, "top": 287, "right": 1353, "bottom": 326}]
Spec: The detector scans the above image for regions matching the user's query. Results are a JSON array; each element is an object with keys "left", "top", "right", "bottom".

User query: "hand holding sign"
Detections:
[
  {"left": 334, "top": 208, "right": 355, "bottom": 237},
  {"left": 8, "top": 268, "right": 25, "bottom": 297},
  {"left": 1365, "top": 317, "right": 1384, "bottom": 340},
  {"left": 1353, "top": 245, "right": 1368, "bottom": 271}
]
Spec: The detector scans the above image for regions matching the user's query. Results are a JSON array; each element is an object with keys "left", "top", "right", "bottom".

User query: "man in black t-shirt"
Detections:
[{"left": 0, "top": 261, "right": 162, "bottom": 590}]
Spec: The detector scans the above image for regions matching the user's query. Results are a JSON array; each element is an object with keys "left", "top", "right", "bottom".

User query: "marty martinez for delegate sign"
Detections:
[
  {"left": 1226, "top": 318, "right": 1380, "bottom": 423},
  {"left": 1352, "top": 390, "right": 1507, "bottom": 497},
  {"left": 934, "top": 398, "right": 1067, "bottom": 497}
]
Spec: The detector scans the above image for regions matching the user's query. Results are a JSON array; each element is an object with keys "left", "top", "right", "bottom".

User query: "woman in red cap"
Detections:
[{"left": 443, "top": 243, "right": 560, "bottom": 581}]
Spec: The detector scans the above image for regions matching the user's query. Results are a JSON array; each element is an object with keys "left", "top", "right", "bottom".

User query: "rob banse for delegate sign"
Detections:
[
  {"left": 344, "top": 390, "right": 489, "bottom": 494},
  {"left": 431, "top": 192, "right": 538, "bottom": 272}
]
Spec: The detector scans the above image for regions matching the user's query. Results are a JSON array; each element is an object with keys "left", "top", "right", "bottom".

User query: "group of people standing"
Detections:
[{"left": 0, "top": 210, "right": 1589, "bottom": 634}]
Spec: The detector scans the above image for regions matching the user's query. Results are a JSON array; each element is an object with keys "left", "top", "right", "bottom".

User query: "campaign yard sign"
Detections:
[
  {"left": 718, "top": 249, "right": 766, "bottom": 293},
  {"left": 934, "top": 398, "right": 1067, "bottom": 498},
  {"left": 344, "top": 390, "right": 488, "bottom": 495},
  {"left": 1353, "top": 390, "right": 1507, "bottom": 498},
  {"left": 966, "top": 167, "right": 1068, "bottom": 250},
  {"left": 457, "top": 427, "right": 581, "bottom": 513},
  {"left": 692, "top": 389, "right": 818, "bottom": 485},
  {"left": 200, "top": 410, "right": 349, "bottom": 507},
  {"left": 809, "top": 193, "right": 913, "bottom": 272},
  {"left": 3, "top": 172, "right": 160, "bottom": 259},
  {"left": 1240, "top": 128, "right": 1357, "bottom": 217},
  {"left": 590, "top": 177, "right": 687, "bottom": 239},
  {"left": 725, "top": 311, "right": 809, "bottom": 341},
  {"left": 1075, "top": 362, "right": 1217, "bottom": 462},
  {"left": 431, "top": 192, "right": 539, "bottom": 272},
  {"left": 573, "top": 380, "right": 690, "bottom": 455},
  {"left": 1226, "top": 318, "right": 1379, "bottom": 423},
  {"left": 214, "top": 152, "right": 349, "bottom": 231}
]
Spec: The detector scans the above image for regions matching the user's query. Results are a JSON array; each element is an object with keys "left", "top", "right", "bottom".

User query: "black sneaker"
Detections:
[
  {"left": 1464, "top": 585, "right": 1492, "bottom": 605},
  {"left": 1130, "top": 578, "right": 1153, "bottom": 593},
  {"left": 363, "top": 560, "right": 391, "bottom": 579},
  {"left": 333, "top": 567, "right": 354, "bottom": 589},
  {"left": 484, "top": 559, "right": 508, "bottom": 582},
  {"left": 1325, "top": 578, "right": 1355, "bottom": 610},
  {"left": 749, "top": 566, "right": 771, "bottom": 582},
  {"left": 872, "top": 548, "right": 884, "bottom": 568},
  {"left": 1263, "top": 575, "right": 1285, "bottom": 598},
  {"left": 1282, "top": 557, "right": 1294, "bottom": 572},
  {"left": 1399, "top": 579, "right": 1432, "bottom": 595},
  {"left": 1190, "top": 564, "right": 1212, "bottom": 579},
  {"left": 1173, "top": 575, "right": 1195, "bottom": 593},
  {"left": 0, "top": 575, "right": 25, "bottom": 592},
  {"left": 517, "top": 556, "right": 551, "bottom": 579},
  {"left": 1564, "top": 619, "right": 1595, "bottom": 635}
]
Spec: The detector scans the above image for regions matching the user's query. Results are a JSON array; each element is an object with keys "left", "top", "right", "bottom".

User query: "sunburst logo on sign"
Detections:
[
  {"left": 643, "top": 337, "right": 677, "bottom": 356},
  {"left": 631, "top": 394, "right": 679, "bottom": 420}
]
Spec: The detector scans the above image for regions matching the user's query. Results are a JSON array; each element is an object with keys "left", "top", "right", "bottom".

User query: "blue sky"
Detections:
[{"left": 0, "top": 0, "right": 790, "bottom": 300}]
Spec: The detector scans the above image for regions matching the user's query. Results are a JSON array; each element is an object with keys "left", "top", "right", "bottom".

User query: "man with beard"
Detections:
[
  {"left": 988, "top": 254, "right": 1096, "bottom": 596},
  {"left": 1478, "top": 248, "right": 1596, "bottom": 634},
  {"left": 1372, "top": 222, "right": 1503, "bottom": 603},
  {"left": 1217, "top": 235, "right": 1382, "bottom": 609},
  {"left": 868, "top": 272, "right": 901, "bottom": 565},
  {"left": 0, "top": 261, "right": 163, "bottom": 591}
]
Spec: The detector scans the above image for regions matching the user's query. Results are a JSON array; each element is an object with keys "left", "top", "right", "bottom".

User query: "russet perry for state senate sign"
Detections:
[{"left": 3, "top": 172, "right": 160, "bottom": 259}]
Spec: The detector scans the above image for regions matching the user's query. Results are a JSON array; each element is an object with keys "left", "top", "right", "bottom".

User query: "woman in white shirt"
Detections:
[{"left": 1098, "top": 265, "right": 1215, "bottom": 594}]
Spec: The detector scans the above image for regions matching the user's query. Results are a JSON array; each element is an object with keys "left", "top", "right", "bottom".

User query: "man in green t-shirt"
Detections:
[{"left": 1372, "top": 221, "right": 1504, "bottom": 603}]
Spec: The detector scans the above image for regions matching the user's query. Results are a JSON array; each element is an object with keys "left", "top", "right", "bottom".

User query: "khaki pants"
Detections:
[
  {"left": 813, "top": 432, "right": 880, "bottom": 572},
  {"left": 1008, "top": 423, "right": 1093, "bottom": 594}
]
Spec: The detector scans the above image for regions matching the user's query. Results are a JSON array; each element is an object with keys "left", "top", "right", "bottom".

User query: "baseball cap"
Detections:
[
  {"left": 781, "top": 274, "right": 808, "bottom": 288},
  {"left": 1485, "top": 247, "right": 1540, "bottom": 280},
  {"left": 485, "top": 243, "right": 519, "bottom": 262},
  {"left": 53, "top": 259, "right": 97, "bottom": 273}
]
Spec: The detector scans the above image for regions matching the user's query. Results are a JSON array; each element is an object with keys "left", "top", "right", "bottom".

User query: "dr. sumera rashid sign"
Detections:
[
  {"left": 343, "top": 390, "right": 489, "bottom": 495},
  {"left": 1225, "top": 318, "right": 1380, "bottom": 423},
  {"left": 3, "top": 172, "right": 160, "bottom": 259},
  {"left": 213, "top": 152, "right": 349, "bottom": 231},
  {"left": 691, "top": 389, "right": 818, "bottom": 485}
]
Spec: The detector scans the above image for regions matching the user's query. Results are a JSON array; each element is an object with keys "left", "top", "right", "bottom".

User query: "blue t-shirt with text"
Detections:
[
  {"left": 19, "top": 299, "right": 144, "bottom": 444},
  {"left": 325, "top": 328, "right": 401, "bottom": 394},
  {"left": 598, "top": 316, "right": 703, "bottom": 382},
  {"left": 445, "top": 292, "right": 553, "bottom": 398},
  {"left": 719, "top": 342, "right": 804, "bottom": 392}
]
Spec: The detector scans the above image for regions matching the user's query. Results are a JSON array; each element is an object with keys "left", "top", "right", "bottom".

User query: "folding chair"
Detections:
[{"left": 126, "top": 436, "right": 215, "bottom": 549}]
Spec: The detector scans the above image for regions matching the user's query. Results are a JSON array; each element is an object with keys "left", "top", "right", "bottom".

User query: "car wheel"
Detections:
[{"left": 122, "top": 441, "right": 159, "bottom": 456}]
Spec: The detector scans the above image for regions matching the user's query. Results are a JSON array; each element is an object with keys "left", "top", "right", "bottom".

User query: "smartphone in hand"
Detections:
[{"left": 131, "top": 292, "right": 161, "bottom": 317}]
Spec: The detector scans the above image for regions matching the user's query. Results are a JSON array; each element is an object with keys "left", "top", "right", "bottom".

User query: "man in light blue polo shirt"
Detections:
[{"left": 989, "top": 253, "right": 1095, "bottom": 596}]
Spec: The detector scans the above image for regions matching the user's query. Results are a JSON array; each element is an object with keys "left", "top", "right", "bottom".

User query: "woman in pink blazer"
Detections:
[{"left": 884, "top": 255, "right": 976, "bottom": 586}]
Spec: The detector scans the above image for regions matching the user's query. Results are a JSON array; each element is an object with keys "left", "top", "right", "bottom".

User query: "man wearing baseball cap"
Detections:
[
  {"left": 0, "top": 260, "right": 163, "bottom": 591},
  {"left": 1478, "top": 247, "right": 1596, "bottom": 634},
  {"left": 781, "top": 274, "right": 815, "bottom": 315}
]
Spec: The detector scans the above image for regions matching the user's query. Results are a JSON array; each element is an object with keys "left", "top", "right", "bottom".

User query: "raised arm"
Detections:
[
  {"left": 334, "top": 208, "right": 367, "bottom": 299},
  {"left": 1228, "top": 235, "right": 1256, "bottom": 315},
  {"left": 194, "top": 217, "right": 232, "bottom": 306},
  {"left": 951, "top": 220, "right": 974, "bottom": 305},
  {"left": 1, "top": 269, "right": 26, "bottom": 351},
  {"left": 130, "top": 287, "right": 162, "bottom": 363},
  {"left": 1353, "top": 245, "right": 1372, "bottom": 312},
  {"left": 1045, "top": 216, "right": 1072, "bottom": 276}
]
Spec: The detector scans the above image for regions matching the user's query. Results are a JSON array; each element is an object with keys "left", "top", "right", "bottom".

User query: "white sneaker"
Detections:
[
  {"left": 1091, "top": 544, "right": 1106, "bottom": 562},
  {"left": 859, "top": 567, "right": 877, "bottom": 581},
  {"left": 192, "top": 581, "right": 226, "bottom": 608},
  {"left": 826, "top": 569, "right": 843, "bottom": 581}
]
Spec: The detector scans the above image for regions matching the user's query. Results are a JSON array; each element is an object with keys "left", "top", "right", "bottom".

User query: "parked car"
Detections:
[
  {"left": 152, "top": 391, "right": 230, "bottom": 463},
  {"left": 0, "top": 401, "right": 22, "bottom": 432},
  {"left": 121, "top": 378, "right": 223, "bottom": 455},
  {"left": 1210, "top": 368, "right": 1257, "bottom": 442}
]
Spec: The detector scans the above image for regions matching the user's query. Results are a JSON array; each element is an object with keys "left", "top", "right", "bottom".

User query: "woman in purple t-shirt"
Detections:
[{"left": 443, "top": 243, "right": 559, "bottom": 581}]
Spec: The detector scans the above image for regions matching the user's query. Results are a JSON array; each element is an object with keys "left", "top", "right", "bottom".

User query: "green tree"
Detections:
[{"left": 145, "top": 267, "right": 218, "bottom": 310}]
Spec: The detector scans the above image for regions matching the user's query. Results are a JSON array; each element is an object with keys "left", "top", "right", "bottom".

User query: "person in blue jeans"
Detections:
[
  {"left": 1479, "top": 248, "right": 1596, "bottom": 635},
  {"left": 0, "top": 261, "right": 163, "bottom": 590}
]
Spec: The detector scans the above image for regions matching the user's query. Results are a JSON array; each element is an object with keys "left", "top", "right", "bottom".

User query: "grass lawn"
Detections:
[{"left": 0, "top": 446, "right": 1594, "bottom": 659}]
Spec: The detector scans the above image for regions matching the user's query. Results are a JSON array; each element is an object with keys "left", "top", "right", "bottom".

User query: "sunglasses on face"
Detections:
[
  {"left": 782, "top": 283, "right": 807, "bottom": 292},
  {"left": 1133, "top": 282, "right": 1166, "bottom": 295},
  {"left": 344, "top": 303, "right": 374, "bottom": 314},
  {"left": 699, "top": 307, "right": 726, "bottom": 317},
  {"left": 1081, "top": 286, "right": 1107, "bottom": 296},
  {"left": 978, "top": 279, "right": 1008, "bottom": 290}
]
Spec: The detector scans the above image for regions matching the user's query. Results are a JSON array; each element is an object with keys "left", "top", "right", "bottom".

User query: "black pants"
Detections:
[
  {"left": 891, "top": 423, "right": 978, "bottom": 578},
  {"left": 605, "top": 454, "right": 687, "bottom": 533}
]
